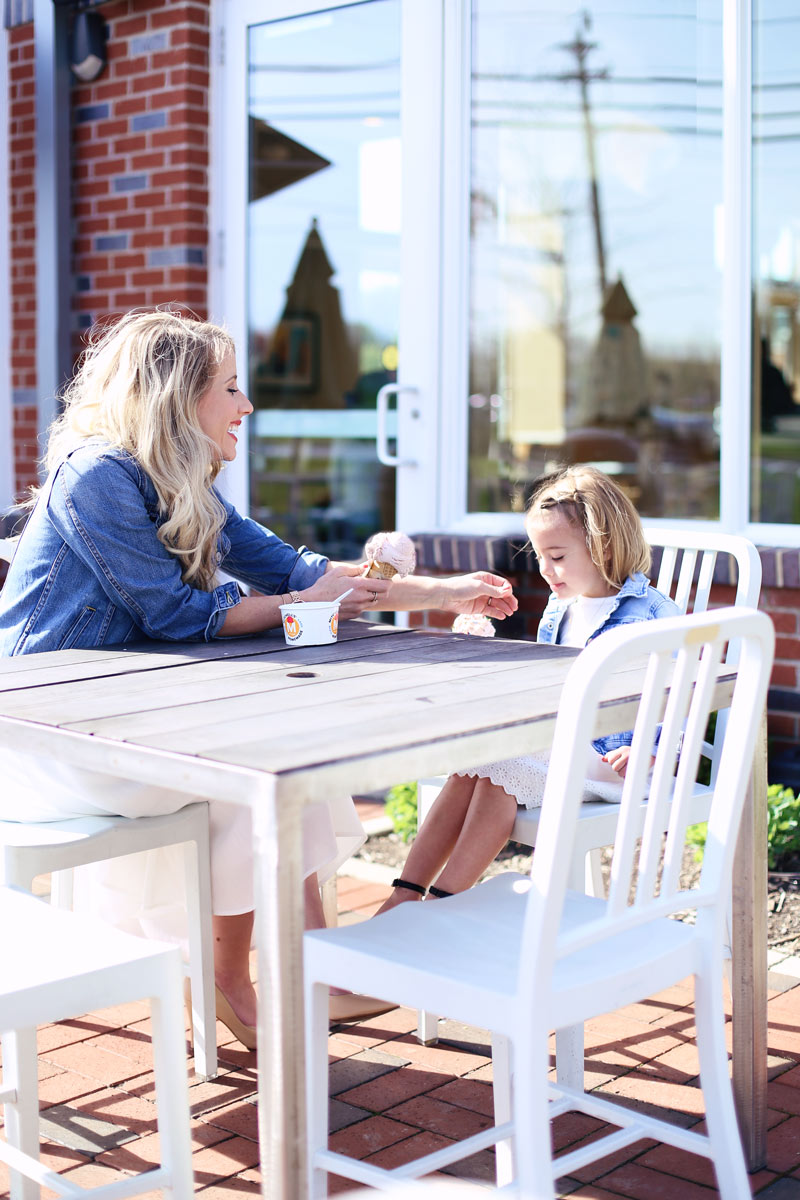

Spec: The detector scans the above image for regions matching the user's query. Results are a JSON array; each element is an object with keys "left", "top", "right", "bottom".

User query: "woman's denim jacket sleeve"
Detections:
[
  {"left": 536, "top": 573, "right": 680, "bottom": 756},
  {"left": 0, "top": 444, "right": 328, "bottom": 654}
]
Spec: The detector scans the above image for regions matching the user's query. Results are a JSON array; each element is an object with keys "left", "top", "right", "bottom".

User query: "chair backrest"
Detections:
[
  {"left": 645, "top": 528, "right": 761, "bottom": 616},
  {"left": 646, "top": 530, "right": 762, "bottom": 782},
  {"left": 0, "top": 538, "right": 17, "bottom": 565},
  {"left": 519, "top": 607, "right": 774, "bottom": 993}
]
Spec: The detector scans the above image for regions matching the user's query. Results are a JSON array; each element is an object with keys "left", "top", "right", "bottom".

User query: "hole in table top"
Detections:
[{"left": 286, "top": 671, "right": 319, "bottom": 678}]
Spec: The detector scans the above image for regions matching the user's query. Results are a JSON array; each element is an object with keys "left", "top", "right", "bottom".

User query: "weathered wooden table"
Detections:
[{"left": 0, "top": 620, "right": 768, "bottom": 1195}]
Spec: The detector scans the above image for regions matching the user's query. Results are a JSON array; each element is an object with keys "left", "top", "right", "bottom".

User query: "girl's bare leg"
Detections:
[
  {"left": 213, "top": 911, "right": 257, "bottom": 1026},
  {"left": 432, "top": 777, "right": 517, "bottom": 894},
  {"left": 377, "top": 774, "right": 479, "bottom": 913}
]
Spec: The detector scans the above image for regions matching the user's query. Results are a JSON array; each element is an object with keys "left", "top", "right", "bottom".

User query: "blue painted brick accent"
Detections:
[
  {"left": 12, "top": 389, "right": 37, "bottom": 408},
  {"left": 76, "top": 103, "right": 110, "bottom": 123},
  {"left": 148, "top": 246, "right": 207, "bottom": 267},
  {"left": 76, "top": 313, "right": 94, "bottom": 330},
  {"left": 130, "top": 31, "right": 168, "bottom": 55},
  {"left": 75, "top": 275, "right": 91, "bottom": 292},
  {"left": 132, "top": 111, "right": 167, "bottom": 132},
  {"left": 95, "top": 234, "right": 128, "bottom": 252},
  {"left": 113, "top": 174, "right": 148, "bottom": 193}
]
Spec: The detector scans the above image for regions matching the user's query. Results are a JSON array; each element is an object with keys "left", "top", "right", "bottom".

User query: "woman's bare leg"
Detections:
[
  {"left": 432, "top": 778, "right": 517, "bottom": 894},
  {"left": 213, "top": 911, "right": 257, "bottom": 1026},
  {"left": 376, "top": 775, "right": 479, "bottom": 913},
  {"left": 212, "top": 875, "right": 344, "bottom": 1025}
]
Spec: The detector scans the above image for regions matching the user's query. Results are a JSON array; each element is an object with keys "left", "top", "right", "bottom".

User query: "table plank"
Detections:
[
  {"left": 0, "top": 619, "right": 408, "bottom": 692},
  {"left": 0, "top": 631, "right": 539, "bottom": 723}
]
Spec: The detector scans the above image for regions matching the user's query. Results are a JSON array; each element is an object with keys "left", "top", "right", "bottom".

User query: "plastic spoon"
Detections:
[{"left": 336, "top": 587, "right": 354, "bottom": 604}]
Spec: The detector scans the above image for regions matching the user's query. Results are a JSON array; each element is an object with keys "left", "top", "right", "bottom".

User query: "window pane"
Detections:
[
  {"left": 247, "top": 1, "right": 400, "bottom": 559},
  {"left": 751, "top": 0, "right": 800, "bottom": 524},
  {"left": 468, "top": 1, "right": 722, "bottom": 518}
]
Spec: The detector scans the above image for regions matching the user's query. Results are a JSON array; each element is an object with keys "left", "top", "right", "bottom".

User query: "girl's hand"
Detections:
[
  {"left": 440, "top": 572, "right": 518, "bottom": 619},
  {"left": 303, "top": 565, "right": 390, "bottom": 619},
  {"left": 602, "top": 746, "right": 632, "bottom": 777}
]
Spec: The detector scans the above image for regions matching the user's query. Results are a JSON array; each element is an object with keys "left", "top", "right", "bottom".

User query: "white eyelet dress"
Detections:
[{"left": 0, "top": 749, "right": 365, "bottom": 947}]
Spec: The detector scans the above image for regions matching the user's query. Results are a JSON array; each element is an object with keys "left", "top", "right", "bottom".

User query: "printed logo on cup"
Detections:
[
  {"left": 329, "top": 611, "right": 339, "bottom": 638},
  {"left": 283, "top": 612, "right": 303, "bottom": 641}
]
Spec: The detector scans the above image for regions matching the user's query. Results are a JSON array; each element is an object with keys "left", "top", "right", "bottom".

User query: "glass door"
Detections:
[{"left": 217, "top": 0, "right": 444, "bottom": 557}]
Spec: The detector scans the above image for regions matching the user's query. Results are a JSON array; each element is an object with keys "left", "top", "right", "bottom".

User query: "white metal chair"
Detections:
[
  {"left": 305, "top": 607, "right": 774, "bottom": 1197},
  {"left": 0, "top": 538, "right": 217, "bottom": 1079},
  {"left": 0, "top": 806, "right": 218, "bottom": 1079},
  {"left": 416, "top": 530, "right": 762, "bottom": 1044},
  {"left": 0, "top": 883, "right": 194, "bottom": 1200}
]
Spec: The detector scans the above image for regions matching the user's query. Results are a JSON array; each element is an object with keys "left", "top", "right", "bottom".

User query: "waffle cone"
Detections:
[{"left": 366, "top": 560, "right": 398, "bottom": 579}]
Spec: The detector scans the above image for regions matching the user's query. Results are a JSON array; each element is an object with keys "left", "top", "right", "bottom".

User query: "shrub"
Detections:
[
  {"left": 688, "top": 783, "right": 800, "bottom": 871},
  {"left": 385, "top": 782, "right": 418, "bottom": 843}
]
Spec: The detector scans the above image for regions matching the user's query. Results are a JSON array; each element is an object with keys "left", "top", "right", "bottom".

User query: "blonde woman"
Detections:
[{"left": 0, "top": 309, "right": 517, "bottom": 1038}]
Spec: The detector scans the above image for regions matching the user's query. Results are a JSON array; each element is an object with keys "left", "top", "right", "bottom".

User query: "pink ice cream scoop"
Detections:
[
  {"left": 363, "top": 531, "right": 417, "bottom": 579},
  {"left": 452, "top": 613, "right": 496, "bottom": 637}
]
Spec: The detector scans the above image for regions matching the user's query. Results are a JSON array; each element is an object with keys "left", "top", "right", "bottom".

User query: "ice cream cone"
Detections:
[{"left": 366, "top": 560, "right": 398, "bottom": 579}]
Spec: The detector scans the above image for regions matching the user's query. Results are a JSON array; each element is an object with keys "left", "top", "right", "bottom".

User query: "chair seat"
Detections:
[
  {"left": 512, "top": 780, "right": 713, "bottom": 849},
  {"left": 306, "top": 872, "right": 698, "bottom": 1031},
  {"left": 0, "top": 885, "right": 181, "bottom": 1024}
]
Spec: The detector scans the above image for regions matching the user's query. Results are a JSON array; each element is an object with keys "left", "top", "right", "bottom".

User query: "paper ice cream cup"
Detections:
[{"left": 279, "top": 600, "right": 340, "bottom": 647}]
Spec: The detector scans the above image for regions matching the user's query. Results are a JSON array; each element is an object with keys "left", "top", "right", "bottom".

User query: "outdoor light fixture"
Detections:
[{"left": 69, "top": 10, "right": 108, "bottom": 82}]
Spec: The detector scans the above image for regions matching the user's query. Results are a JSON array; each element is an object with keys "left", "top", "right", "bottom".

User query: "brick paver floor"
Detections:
[{"left": 4, "top": 857, "right": 800, "bottom": 1197}]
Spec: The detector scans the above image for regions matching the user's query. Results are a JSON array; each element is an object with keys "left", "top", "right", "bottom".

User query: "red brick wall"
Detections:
[
  {"left": 9, "top": 22, "right": 37, "bottom": 498},
  {"left": 6, "top": 0, "right": 211, "bottom": 503},
  {"left": 72, "top": 0, "right": 210, "bottom": 335}
]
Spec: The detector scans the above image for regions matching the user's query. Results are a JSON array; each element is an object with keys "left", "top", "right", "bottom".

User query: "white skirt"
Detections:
[
  {"left": 0, "top": 750, "right": 366, "bottom": 945},
  {"left": 460, "top": 748, "right": 624, "bottom": 808}
]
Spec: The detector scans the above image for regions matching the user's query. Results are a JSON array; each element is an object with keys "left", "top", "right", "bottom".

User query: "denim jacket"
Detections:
[
  {"left": 537, "top": 572, "right": 679, "bottom": 755},
  {"left": 0, "top": 443, "right": 329, "bottom": 655}
]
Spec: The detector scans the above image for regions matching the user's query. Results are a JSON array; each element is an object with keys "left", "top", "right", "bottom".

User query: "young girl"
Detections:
[{"left": 378, "top": 464, "right": 679, "bottom": 912}]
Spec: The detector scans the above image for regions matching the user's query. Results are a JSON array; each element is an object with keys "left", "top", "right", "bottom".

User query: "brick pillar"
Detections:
[
  {"left": 6, "top": 0, "right": 211, "bottom": 503},
  {"left": 72, "top": 0, "right": 211, "bottom": 332}
]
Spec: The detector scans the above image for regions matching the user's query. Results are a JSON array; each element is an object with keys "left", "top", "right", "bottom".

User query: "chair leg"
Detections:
[
  {"left": 585, "top": 847, "right": 605, "bottom": 897},
  {"left": 50, "top": 868, "right": 74, "bottom": 910},
  {"left": 149, "top": 964, "right": 195, "bottom": 1199},
  {"left": 2, "top": 1029, "right": 41, "bottom": 1200},
  {"left": 321, "top": 875, "right": 338, "bottom": 928},
  {"left": 183, "top": 838, "right": 217, "bottom": 1080},
  {"left": 694, "top": 964, "right": 751, "bottom": 1200},
  {"left": 417, "top": 1009, "right": 440, "bottom": 1045},
  {"left": 509, "top": 1030, "right": 556, "bottom": 1200},
  {"left": 555, "top": 853, "right": 588, "bottom": 1089},
  {"left": 306, "top": 980, "right": 332, "bottom": 1200},
  {"left": 493, "top": 1033, "right": 515, "bottom": 1187}
]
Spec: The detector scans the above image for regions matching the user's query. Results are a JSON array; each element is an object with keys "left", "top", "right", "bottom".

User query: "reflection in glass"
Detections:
[
  {"left": 752, "top": 1, "right": 800, "bottom": 523},
  {"left": 468, "top": 1, "right": 723, "bottom": 519},
  {"left": 247, "top": 1, "right": 400, "bottom": 558}
]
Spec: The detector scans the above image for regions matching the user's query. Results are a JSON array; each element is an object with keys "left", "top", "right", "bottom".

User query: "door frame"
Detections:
[{"left": 210, "top": 0, "right": 445, "bottom": 533}]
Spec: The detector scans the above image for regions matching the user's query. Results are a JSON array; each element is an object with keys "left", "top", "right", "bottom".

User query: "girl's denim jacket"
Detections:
[
  {"left": 0, "top": 443, "right": 329, "bottom": 655},
  {"left": 537, "top": 573, "right": 679, "bottom": 757}
]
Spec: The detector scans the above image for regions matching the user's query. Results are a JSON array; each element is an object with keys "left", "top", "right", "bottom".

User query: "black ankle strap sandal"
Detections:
[
  {"left": 427, "top": 885, "right": 453, "bottom": 899},
  {"left": 391, "top": 877, "right": 427, "bottom": 897}
]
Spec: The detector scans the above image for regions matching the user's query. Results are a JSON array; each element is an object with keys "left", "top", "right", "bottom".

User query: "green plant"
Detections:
[
  {"left": 686, "top": 783, "right": 800, "bottom": 871},
  {"left": 385, "top": 782, "right": 418, "bottom": 843},
  {"left": 766, "top": 784, "right": 800, "bottom": 870}
]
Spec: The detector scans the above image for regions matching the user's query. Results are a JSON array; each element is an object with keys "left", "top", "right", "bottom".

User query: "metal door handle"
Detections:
[{"left": 376, "top": 383, "right": 419, "bottom": 467}]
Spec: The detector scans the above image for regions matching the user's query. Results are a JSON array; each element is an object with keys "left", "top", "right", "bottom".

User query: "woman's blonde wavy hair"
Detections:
[
  {"left": 526, "top": 464, "right": 650, "bottom": 590},
  {"left": 44, "top": 309, "right": 235, "bottom": 591}
]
